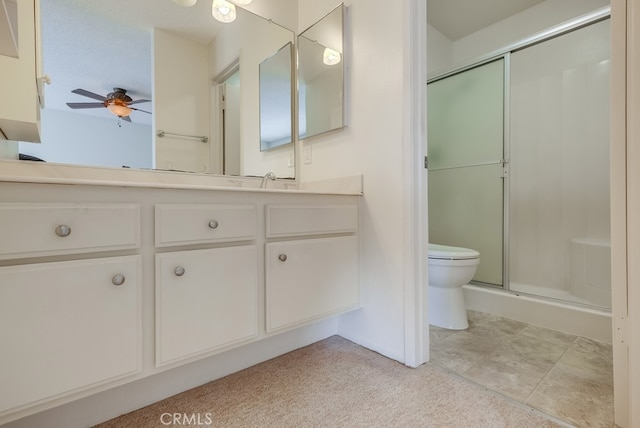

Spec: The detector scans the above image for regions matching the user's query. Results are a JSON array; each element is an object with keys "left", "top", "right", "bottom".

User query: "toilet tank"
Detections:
[{"left": 570, "top": 238, "right": 611, "bottom": 308}]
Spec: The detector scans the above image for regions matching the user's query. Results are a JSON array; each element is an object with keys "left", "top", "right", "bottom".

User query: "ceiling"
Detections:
[
  {"left": 427, "top": 0, "right": 546, "bottom": 41},
  {"left": 42, "top": 0, "right": 546, "bottom": 126}
]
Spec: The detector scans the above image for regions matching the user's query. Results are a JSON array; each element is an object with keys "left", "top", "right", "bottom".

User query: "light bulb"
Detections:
[
  {"left": 212, "top": 0, "right": 237, "bottom": 23},
  {"left": 173, "top": 0, "right": 197, "bottom": 6},
  {"left": 323, "top": 47, "right": 341, "bottom": 66}
]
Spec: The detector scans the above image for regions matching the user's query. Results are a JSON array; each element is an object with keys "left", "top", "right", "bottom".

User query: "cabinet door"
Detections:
[
  {"left": 0, "top": 256, "right": 142, "bottom": 414},
  {"left": 156, "top": 246, "right": 258, "bottom": 366},
  {"left": 266, "top": 235, "right": 359, "bottom": 332}
]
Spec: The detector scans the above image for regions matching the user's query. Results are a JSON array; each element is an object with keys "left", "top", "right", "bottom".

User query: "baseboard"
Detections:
[{"left": 463, "top": 284, "right": 612, "bottom": 344}]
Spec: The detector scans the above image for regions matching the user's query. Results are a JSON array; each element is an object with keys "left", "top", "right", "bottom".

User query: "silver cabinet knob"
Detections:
[
  {"left": 208, "top": 220, "right": 219, "bottom": 229},
  {"left": 278, "top": 254, "right": 287, "bottom": 262},
  {"left": 112, "top": 274, "right": 125, "bottom": 286},
  {"left": 55, "top": 225, "right": 72, "bottom": 237},
  {"left": 174, "top": 266, "right": 186, "bottom": 277}
]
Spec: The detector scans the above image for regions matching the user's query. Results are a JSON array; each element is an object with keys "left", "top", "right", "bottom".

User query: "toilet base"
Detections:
[{"left": 428, "top": 285, "right": 469, "bottom": 330}]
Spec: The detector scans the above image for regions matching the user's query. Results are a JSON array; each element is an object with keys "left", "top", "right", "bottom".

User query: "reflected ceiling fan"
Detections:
[{"left": 66, "top": 88, "right": 151, "bottom": 122}]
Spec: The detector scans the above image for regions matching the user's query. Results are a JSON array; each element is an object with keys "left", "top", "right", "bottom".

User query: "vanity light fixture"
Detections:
[
  {"left": 212, "top": 0, "right": 237, "bottom": 22},
  {"left": 323, "top": 47, "right": 341, "bottom": 66},
  {"left": 172, "top": 0, "right": 252, "bottom": 23}
]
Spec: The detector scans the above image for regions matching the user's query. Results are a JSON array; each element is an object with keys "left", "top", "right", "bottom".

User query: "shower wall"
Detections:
[{"left": 509, "top": 19, "right": 611, "bottom": 308}]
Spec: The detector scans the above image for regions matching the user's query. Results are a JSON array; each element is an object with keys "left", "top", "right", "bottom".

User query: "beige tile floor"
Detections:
[{"left": 430, "top": 310, "right": 614, "bottom": 427}]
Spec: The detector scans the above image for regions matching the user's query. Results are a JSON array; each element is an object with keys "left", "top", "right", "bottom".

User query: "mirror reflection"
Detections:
[
  {"left": 298, "top": 4, "right": 345, "bottom": 140},
  {"left": 18, "top": 0, "right": 295, "bottom": 179},
  {"left": 259, "top": 42, "right": 293, "bottom": 152}
]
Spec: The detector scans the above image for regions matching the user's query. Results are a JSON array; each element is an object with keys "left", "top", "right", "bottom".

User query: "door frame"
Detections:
[{"left": 611, "top": 0, "right": 639, "bottom": 426}]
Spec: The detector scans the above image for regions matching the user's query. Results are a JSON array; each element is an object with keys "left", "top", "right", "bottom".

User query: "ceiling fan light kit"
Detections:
[
  {"left": 66, "top": 87, "right": 151, "bottom": 123},
  {"left": 107, "top": 102, "right": 132, "bottom": 118}
]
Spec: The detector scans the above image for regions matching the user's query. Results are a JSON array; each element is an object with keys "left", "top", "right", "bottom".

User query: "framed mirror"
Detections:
[
  {"left": 15, "top": 0, "right": 295, "bottom": 180},
  {"left": 297, "top": 4, "right": 345, "bottom": 140},
  {"left": 259, "top": 42, "right": 293, "bottom": 152}
]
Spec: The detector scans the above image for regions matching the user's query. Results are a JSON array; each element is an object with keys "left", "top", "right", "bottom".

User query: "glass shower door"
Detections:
[
  {"left": 427, "top": 59, "right": 505, "bottom": 286},
  {"left": 509, "top": 19, "right": 611, "bottom": 308}
]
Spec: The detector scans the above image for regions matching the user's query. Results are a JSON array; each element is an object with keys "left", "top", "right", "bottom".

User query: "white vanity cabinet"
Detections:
[
  {"left": 265, "top": 205, "right": 359, "bottom": 332},
  {"left": 0, "top": 0, "right": 43, "bottom": 142},
  {"left": 0, "top": 182, "right": 362, "bottom": 425},
  {"left": 0, "top": 257, "right": 142, "bottom": 415},
  {"left": 154, "top": 204, "right": 258, "bottom": 366},
  {"left": 0, "top": 202, "right": 142, "bottom": 416}
]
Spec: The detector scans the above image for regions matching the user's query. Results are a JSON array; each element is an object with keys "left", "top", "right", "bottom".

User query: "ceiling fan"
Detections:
[{"left": 66, "top": 88, "right": 151, "bottom": 122}]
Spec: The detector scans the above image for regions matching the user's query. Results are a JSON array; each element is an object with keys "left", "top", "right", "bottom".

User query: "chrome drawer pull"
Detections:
[
  {"left": 174, "top": 266, "right": 186, "bottom": 277},
  {"left": 55, "top": 225, "right": 72, "bottom": 237},
  {"left": 278, "top": 254, "right": 287, "bottom": 262},
  {"left": 112, "top": 274, "right": 125, "bottom": 286},
  {"left": 208, "top": 220, "right": 219, "bottom": 229}
]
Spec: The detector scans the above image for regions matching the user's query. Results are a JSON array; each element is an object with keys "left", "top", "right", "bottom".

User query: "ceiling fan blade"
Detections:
[
  {"left": 129, "top": 99, "right": 151, "bottom": 105},
  {"left": 122, "top": 116, "right": 132, "bottom": 122},
  {"left": 71, "top": 88, "right": 107, "bottom": 101},
  {"left": 66, "top": 102, "right": 105, "bottom": 109},
  {"left": 130, "top": 106, "right": 152, "bottom": 114}
]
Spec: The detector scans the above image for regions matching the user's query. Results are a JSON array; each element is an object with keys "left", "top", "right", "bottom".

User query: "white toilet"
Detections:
[{"left": 428, "top": 243, "right": 480, "bottom": 330}]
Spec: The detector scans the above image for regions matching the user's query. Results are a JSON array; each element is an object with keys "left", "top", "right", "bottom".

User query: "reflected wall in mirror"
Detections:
[
  {"left": 298, "top": 4, "right": 345, "bottom": 140},
  {"left": 259, "top": 42, "right": 293, "bottom": 152},
  {"left": 17, "top": 0, "right": 295, "bottom": 180},
  {"left": 157, "top": 6, "right": 295, "bottom": 178}
]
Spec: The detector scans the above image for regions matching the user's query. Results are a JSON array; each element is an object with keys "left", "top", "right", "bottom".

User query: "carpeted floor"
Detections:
[{"left": 95, "top": 336, "right": 567, "bottom": 428}]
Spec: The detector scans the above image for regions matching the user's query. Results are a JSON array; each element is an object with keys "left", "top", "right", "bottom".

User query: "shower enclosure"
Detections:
[{"left": 427, "top": 16, "right": 611, "bottom": 309}]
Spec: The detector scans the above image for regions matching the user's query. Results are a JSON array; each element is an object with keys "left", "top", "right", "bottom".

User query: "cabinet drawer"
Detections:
[
  {"left": 266, "top": 204, "right": 358, "bottom": 238},
  {"left": 155, "top": 204, "right": 256, "bottom": 247},
  {"left": 0, "top": 203, "right": 140, "bottom": 260},
  {"left": 156, "top": 246, "right": 258, "bottom": 365},
  {"left": 0, "top": 256, "right": 142, "bottom": 414}
]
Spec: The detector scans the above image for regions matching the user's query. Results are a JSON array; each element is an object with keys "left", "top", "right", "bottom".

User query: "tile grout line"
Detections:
[{"left": 522, "top": 334, "right": 578, "bottom": 405}]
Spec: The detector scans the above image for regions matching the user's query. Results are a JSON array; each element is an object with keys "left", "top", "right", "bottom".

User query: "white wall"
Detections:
[
  {"left": 426, "top": 24, "right": 452, "bottom": 75},
  {"left": 153, "top": 29, "right": 211, "bottom": 173},
  {"left": 208, "top": 11, "right": 295, "bottom": 178},
  {"left": 243, "top": 0, "right": 298, "bottom": 31},
  {"left": 297, "top": 0, "right": 413, "bottom": 362},
  {"left": 19, "top": 109, "right": 152, "bottom": 169}
]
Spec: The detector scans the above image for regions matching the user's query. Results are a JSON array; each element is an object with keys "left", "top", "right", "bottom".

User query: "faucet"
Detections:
[{"left": 260, "top": 172, "right": 276, "bottom": 188}]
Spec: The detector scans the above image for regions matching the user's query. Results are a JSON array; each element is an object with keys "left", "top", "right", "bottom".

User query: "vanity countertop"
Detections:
[{"left": 0, "top": 160, "right": 363, "bottom": 196}]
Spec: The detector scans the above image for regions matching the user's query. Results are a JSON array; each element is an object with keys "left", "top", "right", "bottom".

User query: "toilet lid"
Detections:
[{"left": 428, "top": 243, "right": 480, "bottom": 260}]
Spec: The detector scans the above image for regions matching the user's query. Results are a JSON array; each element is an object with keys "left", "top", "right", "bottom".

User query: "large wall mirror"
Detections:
[
  {"left": 16, "top": 0, "right": 295, "bottom": 179},
  {"left": 298, "top": 4, "right": 345, "bottom": 140},
  {"left": 259, "top": 42, "right": 293, "bottom": 152}
]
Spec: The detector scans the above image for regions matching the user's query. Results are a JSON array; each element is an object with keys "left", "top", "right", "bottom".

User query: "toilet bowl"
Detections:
[{"left": 428, "top": 243, "right": 480, "bottom": 330}]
